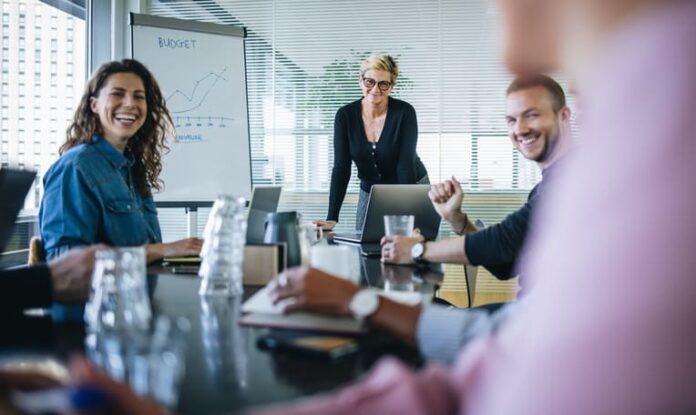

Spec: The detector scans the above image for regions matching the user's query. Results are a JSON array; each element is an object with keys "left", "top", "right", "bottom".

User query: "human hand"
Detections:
[
  {"left": 270, "top": 266, "right": 360, "bottom": 316},
  {"left": 428, "top": 177, "right": 466, "bottom": 223},
  {"left": 380, "top": 236, "right": 419, "bottom": 265},
  {"left": 162, "top": 237, "right": 203, "bottom": 258},
  {"left": 48, "top": 245, "right": 107, "bottom": 303},
  {"left": 0, "top": 370, "right": 62, "bottom": 391},
  {"left": 69, "top": 356, "right": 170, "bottom": 415},
  {"left": 313, "top": 220, "right": 337, "bottom": 231},
  {"left": 411, "top": 228, "right": 425, "bottom": 243}
]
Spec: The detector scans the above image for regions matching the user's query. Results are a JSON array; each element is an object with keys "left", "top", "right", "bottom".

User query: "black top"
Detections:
[
  {"left": 327, "top": 97, "right": 427, "bottom": 221},
  {"left": 0, "top": 265, "right": 53, "bottom": 313},
  {"left": 465, "top": 162, "right": 559, "bottom": 280}
]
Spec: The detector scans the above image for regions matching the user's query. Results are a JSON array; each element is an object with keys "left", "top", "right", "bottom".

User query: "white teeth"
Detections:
[
  {"left": 115, "top": 115, "right": 137, "bottom": 122},
  {"left": 520, "top": 136, "right": 538, "bottom": 145}
]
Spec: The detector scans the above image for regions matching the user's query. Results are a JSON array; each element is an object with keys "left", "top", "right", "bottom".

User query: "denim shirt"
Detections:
[{"left": 39, "top": 135, "right": 162, "bottom": 260}]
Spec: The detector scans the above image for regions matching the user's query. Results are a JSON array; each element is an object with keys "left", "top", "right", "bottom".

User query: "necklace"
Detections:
[{"left": 362, "top": 110, "right": 386, "bottom": 148}]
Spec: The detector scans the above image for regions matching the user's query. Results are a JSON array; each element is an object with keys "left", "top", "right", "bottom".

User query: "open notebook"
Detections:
[{"left": 240, "top": 284, "right": 422, "bottom": 334}]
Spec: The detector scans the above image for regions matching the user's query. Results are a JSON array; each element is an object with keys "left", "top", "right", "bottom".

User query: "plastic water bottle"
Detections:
[{"left": 198, "top": 195, "right": 247, "bottom": 296}]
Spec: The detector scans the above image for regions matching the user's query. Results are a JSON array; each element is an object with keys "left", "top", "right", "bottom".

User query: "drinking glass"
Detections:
[
  {"left": 383, "top": 215, "right": 415, "bottom": 236},
  {"left": 299, "top": 223, "right": 324, "bottom": 265},
  {"left": 199, "top": 195, "right": 247, "bottom": 296},
  {"left": 84, "top": 246, "right": 151, "bottom": 333}
]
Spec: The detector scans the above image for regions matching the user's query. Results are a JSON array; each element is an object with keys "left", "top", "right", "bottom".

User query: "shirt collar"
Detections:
[{"left": 92, "top": 135, "right": 134, "bottom": 170}]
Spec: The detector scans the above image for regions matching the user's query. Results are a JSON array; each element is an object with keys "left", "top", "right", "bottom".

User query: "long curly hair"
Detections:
[{"left": 60, "top": 59, "right": 173, "bottom": 196}]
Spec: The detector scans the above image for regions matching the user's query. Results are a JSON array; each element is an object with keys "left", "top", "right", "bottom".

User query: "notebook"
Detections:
[
  {"left": 240, "top": 284, "right": 422, "bottom": 334},
  {"left": 240, "top": 284, "right": 365, "bottom": 334},
  {"left": 0, "top": 169, "right": 37, "bottom": 252}
]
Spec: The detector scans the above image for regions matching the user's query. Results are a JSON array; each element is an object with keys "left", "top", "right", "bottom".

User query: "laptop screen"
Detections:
[
  {"left": 356, "top": 184, "right": 441, "bottom": 243},
  {"left": 245, "top": 186, "right": 282, "bottom": 244}
]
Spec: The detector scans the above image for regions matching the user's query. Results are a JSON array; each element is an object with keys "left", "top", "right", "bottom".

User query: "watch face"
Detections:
[
  {"left": 350, "top": 290, "right": 380, "bottom": 319},
  {"left": 411, "top": 242, "right": 424, "bottom": 260}
]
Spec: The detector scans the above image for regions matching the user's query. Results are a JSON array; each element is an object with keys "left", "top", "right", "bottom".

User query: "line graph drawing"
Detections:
[
  {"left": 173, "top": 115, "right": 234, "bottom": 129},
  {"left": 166, "top": 67, "right": 230, "bottom": 114}
]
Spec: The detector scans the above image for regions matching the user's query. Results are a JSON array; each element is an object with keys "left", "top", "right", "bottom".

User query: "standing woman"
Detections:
[
  {"left": 315, "top": 54, "right": 428, "bottom": 231},
  {"left": 40, "top": 59, "right": 202, "bottom": 263}
]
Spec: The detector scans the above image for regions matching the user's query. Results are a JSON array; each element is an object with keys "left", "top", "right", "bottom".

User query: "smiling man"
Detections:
[{"left": 380, "top": 75, "right": 572, "bottom": 284}]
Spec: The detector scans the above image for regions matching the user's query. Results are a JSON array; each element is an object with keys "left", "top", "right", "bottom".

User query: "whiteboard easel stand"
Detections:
[
  {"left": 156, "top": 201, "right": 213, "bottom": 238},
  {"left": 156, "top": 200, "right": 250, "bottom": 238}
]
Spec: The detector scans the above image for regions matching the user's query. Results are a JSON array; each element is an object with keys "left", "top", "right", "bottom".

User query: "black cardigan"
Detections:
[{"left": 327, "top": 97, "right": 427, "bottom": 221}]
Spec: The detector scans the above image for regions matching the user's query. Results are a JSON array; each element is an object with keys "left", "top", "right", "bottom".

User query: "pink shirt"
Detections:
[{"left": 251, "top": 2, "right": 696, "bottom": 413}]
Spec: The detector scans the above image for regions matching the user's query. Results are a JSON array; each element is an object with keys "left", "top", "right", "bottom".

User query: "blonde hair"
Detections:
[{"left": 360, "top": 54, "right": 399, "bottom": 84}]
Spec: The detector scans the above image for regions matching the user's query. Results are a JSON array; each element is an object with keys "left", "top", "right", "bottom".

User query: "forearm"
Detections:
[
  {"left": 145, "top": 243, "right": 167, "bottom": 263},
  {"left": 447, "top": 211, "right": 478, "bottom": 235},
  {"left": 422, "top": 237, "right": 470, "bottom": 264},
  {"left": 367, "top": 299, "right": 422, "bottom": 345}
]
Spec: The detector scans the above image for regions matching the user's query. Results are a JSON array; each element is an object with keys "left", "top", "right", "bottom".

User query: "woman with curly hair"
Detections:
[{"left": 39, "top": 59, "right": 201, "bottom": 263}]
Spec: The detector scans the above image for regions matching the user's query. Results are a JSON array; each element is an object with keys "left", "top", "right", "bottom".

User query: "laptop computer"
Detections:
[
  {"left": 333, "top": 185, "right": 441, "bottom": 253},
  {"left": 246, "top": 186, "right": 282, "bottom": 244},
  {"left": 0, "top": 169, "right": 37, "bottom": 252}
]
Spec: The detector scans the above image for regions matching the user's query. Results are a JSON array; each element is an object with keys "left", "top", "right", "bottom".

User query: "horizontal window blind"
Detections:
[{"left": 150, "top": 0, "right": 576, "bottom": 296}]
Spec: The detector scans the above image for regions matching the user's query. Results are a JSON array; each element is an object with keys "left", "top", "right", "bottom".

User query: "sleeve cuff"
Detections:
[
  {"left": 464, "top": 232, "right": 483, "bottom": 266},
  {"left": 416, "top": 304, "right": 492, "bottom": 364}
]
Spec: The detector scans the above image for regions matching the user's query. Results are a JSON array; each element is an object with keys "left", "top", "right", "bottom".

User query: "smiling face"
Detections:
[
  {"left": 89, "top": 72, "right": 147, "bottom": 152},
  {"left": 505, "top": 86, "right": 564, "bottom": 165},
  {"left": 360, "top": 69, "right": 393, "bottom": 107}
]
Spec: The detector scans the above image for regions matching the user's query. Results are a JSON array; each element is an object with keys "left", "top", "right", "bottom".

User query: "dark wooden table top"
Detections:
[{"left": 0, "top": 247, "right": 443, "bottom": 414}]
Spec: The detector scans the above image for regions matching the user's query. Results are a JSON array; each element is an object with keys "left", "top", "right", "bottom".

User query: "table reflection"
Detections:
[{"left": 200, "top": 295, "right": 248, "bottom": 390}]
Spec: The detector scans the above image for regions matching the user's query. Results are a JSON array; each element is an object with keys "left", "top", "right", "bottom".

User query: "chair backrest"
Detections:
[
  {"left": 27, "top": 236, "right": 45, "bottom": 266},
  {"left": 464, "top": 219, "right": 486, "bottom": 307}
]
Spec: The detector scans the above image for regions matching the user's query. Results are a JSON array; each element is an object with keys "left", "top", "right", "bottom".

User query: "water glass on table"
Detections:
[
  {"left": 199, "top": 194, "right": 247, "bottom": 297},
  {"left": 383, "top": 215, "right": 415, "bottom": 237},
  {"left": 84, "top": 246, "right": 151, "bottom": 333}
]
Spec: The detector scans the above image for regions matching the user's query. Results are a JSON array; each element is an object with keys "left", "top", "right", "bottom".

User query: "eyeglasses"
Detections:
[{"left": 362, "top": 76, "right": 393, "bottom": 92}]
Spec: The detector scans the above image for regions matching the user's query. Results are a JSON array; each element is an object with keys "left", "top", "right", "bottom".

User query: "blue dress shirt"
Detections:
[{"left": 39, "top": 135, "right": 163, "bottom": 260}]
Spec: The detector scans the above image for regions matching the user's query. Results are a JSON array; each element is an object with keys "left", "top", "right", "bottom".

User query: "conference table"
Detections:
[{"left": 0, "top": 242, "right": 444, "bottom": 415}]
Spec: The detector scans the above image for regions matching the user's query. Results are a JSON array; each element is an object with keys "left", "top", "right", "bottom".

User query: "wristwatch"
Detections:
[
  {"left": 348, "top": 290, "right": 380, "bottom": 321},
  {"left": 411, "top": 241, "right": 426, "bottom": 263}
]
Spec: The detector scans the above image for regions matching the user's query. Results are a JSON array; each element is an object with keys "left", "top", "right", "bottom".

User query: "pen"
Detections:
[{"left": 12, "top": 385, "right": 111, "bottom": 414}]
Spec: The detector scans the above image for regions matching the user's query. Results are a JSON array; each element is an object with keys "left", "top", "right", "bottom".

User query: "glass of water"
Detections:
[
  {"left": 84, "top": 246, "right": 151, "bottom": 333},
  {"left": 383, "top": 215, "right": 415, "bottom": 236}
]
